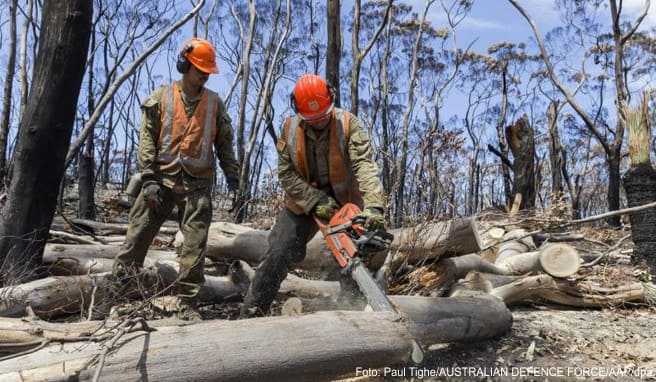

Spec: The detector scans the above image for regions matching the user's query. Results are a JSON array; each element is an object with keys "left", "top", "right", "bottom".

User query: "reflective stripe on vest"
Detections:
[
  {"left": 284, "top": 108, "right": 355, "bottom": 205},
  {"left": 157, "top": 83, "right": 218, "bottom": 178}
]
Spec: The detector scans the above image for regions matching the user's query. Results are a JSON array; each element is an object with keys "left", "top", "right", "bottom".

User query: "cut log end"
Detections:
[{"left": 539, "top": 243, "right": 581, "bottom": 278}]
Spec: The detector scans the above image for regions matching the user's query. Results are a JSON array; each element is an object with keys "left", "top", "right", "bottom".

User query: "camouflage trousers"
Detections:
[
  {"left": 113, "top": 184, "right": 212, "bottom": 301},
  {"left": 241, "top": 208, "right": 362, "bottom": 316}
]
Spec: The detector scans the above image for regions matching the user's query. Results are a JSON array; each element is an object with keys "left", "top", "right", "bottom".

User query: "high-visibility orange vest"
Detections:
[
  {"left": 156, "top": 82, "right": 219, "bottom": 179},
  {"left": 282, "top": 108, "right": 364, "bottom": 214}
]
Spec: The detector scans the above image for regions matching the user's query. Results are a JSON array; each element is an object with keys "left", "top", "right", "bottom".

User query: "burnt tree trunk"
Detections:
[
  {"left": 78, "top": 136, "right": 96, "bottom": 219},
  {"left": 0, "top": 0, "right": 18, "bottom": 184},
  {"left": 622, "top": 94, "right": 656, "bottom": 273},
  {"left": 326, "top": 0, "right": 341, "bottom": 107},
  {"left": 0, "top": 0, "right": 92, "bottom": 286},
  {"left": 547, "top": 100, "right": 564, "bottom": 197},
  {"left": 506, "top": 115, "right": 536, "bottom": 210},
  {"left": 607, "top": 149, "right": 622, "bottom": 227},
  {"left": 496, "top": 64, "right": 512, "bottom": 205},
  {"left": 78, "top": 29, "right": 96, "bottom": 219}
]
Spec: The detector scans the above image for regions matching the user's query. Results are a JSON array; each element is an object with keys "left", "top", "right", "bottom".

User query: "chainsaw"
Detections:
[{"left": 313, "top": 203, "right": 424, "bottom": 363}]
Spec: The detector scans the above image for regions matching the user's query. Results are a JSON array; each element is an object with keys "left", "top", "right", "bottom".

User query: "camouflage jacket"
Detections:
[
  {"left": 138, "top": 81, "right": 240, "bottom": 191},
  {"left": 277, "top": 112, "right": 386, "bottom": 214}
]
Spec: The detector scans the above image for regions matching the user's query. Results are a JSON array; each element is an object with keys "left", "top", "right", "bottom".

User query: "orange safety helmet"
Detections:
[
  {"left": 177, "top": 38, "right": 219, "bottom": 74},
  {"left": 291, "top": 74, "right": 334, "bottom": 121}
]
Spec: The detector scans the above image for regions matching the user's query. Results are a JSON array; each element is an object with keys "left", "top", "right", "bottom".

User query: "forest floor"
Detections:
[{"left": 64, "top": 186, "right": 656, "bottom": 381}]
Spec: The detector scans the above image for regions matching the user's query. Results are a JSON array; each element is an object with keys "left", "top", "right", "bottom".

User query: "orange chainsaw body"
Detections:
[{"left": 314, "top": 203, "right": 364, "bottom": 268}]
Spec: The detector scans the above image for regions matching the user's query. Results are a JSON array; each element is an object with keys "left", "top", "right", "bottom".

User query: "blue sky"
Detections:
[{"left": 415, "top": 0, "right": 654, "bottom": 50}]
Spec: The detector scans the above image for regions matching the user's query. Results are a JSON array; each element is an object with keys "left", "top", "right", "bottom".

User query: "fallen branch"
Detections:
[
  {"left": 490, "top": 274, "right": 656, "bottom": 307},
  {"left": 64, "top": 0, "right": 207, "bottom": 166}
]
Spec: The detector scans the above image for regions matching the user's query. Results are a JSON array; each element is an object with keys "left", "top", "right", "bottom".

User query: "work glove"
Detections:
[
  {"left": 356, "top": 207, "right": 386, "bottom": 231},
  {"left": 142, "top": 182, "right": 162, "bottom": 210},
  {"left": 226, "top": 176, "right": 239, "bottom": 192},
  {"left": 313, "top": 195, "right": 339, "bottom": 221}
]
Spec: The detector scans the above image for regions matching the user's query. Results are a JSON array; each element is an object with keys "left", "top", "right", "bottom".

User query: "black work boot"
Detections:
[{"left": 239, "top": 288, "right": 269, "bottom": 319}]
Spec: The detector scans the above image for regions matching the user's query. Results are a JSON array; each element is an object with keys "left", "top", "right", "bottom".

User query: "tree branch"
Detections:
[
  {"left": 487, "top": 144, "right": 514, "bottom": 169},
  {"left": 506, "top": 0, "right": 610, "bottom": 156},
  {"left": 64, "top": 0, "right": 206, "bottom": 166},
  {"left": 621, "top": 0, "right": 651, "bottom": 45},
  {"left": 358, "top": 0, "right": 393, "bottom": 62}
]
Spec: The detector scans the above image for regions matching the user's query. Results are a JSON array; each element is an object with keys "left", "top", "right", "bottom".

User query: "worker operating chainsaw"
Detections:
[{"left": 241, "top": 74, "right": 387, "bottom": 317}]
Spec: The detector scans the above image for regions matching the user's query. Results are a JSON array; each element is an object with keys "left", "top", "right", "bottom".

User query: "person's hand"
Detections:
[
  {"left": 356, "top": 207, "right": 385, "bottom": 231},
  {"left": 313, "top": 195, "right": 339, "bottom": 221},
  {"left": 142, "top": 182, "right": 162, "bottom": 210}
]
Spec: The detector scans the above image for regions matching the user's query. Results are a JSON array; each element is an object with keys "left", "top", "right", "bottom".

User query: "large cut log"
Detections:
[
  {"left": 0, "top": 296, "right": 511, "bottom": 381},
  {"left": 184, "top": 218, "right": 482, "bottom": 274},
  {"left": 0, "top": 261, "right": 249, "bottom": 318},
  {"left": 495, "top": 243, "right": 581, "bottom": 278},
  {"left": 388, "top": 218, "right": 482, "bottom": 263}
]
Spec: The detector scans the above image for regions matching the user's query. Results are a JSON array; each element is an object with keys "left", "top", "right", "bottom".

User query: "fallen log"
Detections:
[
  {"left": 239, "top": 261, "right": 340, "bottom": 298},
  {"left": 47, "top": 230, "right": 98, "bottom": 245},
  {"left": 0, "top": 296, "right": 512, "bottom": 381},
  {"left": 490, "top": 274, "right": 656, "bottom": 307},
  {"left": 388, "top": 218, "right": 482, "bottom": 263},
  {"left": 43, "top": 244, "right": 177, "bottom": 275},
  {"left": 0, "top": 316, "right": 197, "bottom": 354},
  {"left": 0, "top": 261, "right": 249, "bottom": 318},
  {"left": 184, "top": 218, "right": 482, "bottom": 274},
  {"left": 495, "top": 229, "right": 536, "bottom": 262},
  {"left": 390, "top": 243, "right": 580, "bottom": 296},
  {"left": 70, "top": 218, "right": 178, "bottom": 236},
  {"left": 495, "top": 243, "right": 581, "bottom": 278}
]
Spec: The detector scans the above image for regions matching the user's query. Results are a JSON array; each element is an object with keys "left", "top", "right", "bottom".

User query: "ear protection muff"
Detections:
[
  {"left": 176, "top": 44, "right": 194, "bottom": 74},
  {"left": 289, "top": 84, "right": 336, "bottom": 114},
  {"left": 289, "top": 92, "right": 298, "bottom": 113}
]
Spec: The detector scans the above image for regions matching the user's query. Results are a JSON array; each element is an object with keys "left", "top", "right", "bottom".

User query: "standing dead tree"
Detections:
[
  {"left": 349, "top": 0, "right": 392, "bottom": 115},
  {"left": 0, "top": 0, "right": 18, "bottom": 184},
  {"left": 326, "top": 0, "right": 341, "bottom": 107},
  {"left": 507, "top": 0, "right": 652, "bottom": 226},
  {"left": 622, "top": 91, "right": 656, "bottom": 273},
  {"left": 506, "top": 115, "right": 536, "bottom": 210},
  {"left": 233, "top": 0, "right": 257, "bottom": 223},
  {"left": 63, "top": 0, "right": 206, "bottom": 167},
  {"left": 0, "top": 0, "right": 93, "bottom": 286},
  {"left": 392, "top": 0, "right": 434, "bottom": 226},
  {"left": 18, "top": 0, "right": 34, "bottom": 121},
  {"left": 236, "top": 0, "right": 292, "bottom": 221}
]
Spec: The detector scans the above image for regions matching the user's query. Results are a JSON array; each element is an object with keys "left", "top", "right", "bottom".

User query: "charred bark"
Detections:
[
  {"left": 326, "top": 0, "right": 341, "bottom": 107},
  {"left": 547, "top": 100, "right": 564, "bottom": 197},
  {"left": 0, "top": 0, "right": 18, "bottom": 184},
  {"left": 0, "top": 0, "right": 92, "bottom": 286},
  {"left": 622, "top": 93, "right": 656, "bottom": 273},
  {"left": 506, "top": 115, "right": 536, "bottom": 210}
]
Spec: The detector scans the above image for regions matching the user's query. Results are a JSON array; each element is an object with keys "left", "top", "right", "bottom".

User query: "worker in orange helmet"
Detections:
[
  {"left": 112, "top": 38, "right": 240, "bottom": 321},
  {"left": 241, "top": 74, "right": 386, "bottom": 317}
]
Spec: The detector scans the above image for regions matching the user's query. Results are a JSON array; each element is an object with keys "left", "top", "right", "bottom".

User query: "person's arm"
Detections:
[
  {"left": 214, "top": 97, "right": 240, "bottom": 186},
  {"left": 138, "top": 87, "right": 165, "bottom": 184},
  {"left": 277, "top": 119, "right": 326, "bottom": 214},
  {"left": 347, "top": 117, "right": 386, "bottom": 212}
]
